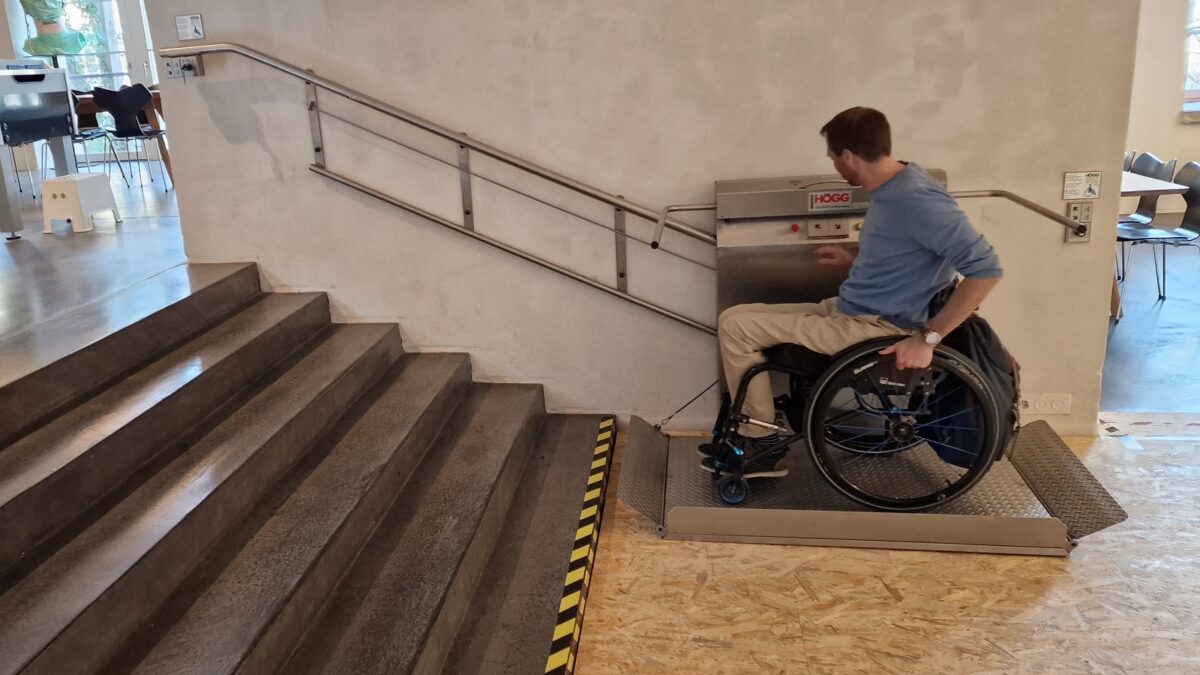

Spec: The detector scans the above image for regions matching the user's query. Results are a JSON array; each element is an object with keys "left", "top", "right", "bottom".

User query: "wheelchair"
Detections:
[{"left": 708, "top": 335, "right": 1005, "bottom": 512}]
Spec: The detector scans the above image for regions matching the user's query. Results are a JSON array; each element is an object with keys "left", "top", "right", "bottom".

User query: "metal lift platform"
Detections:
[{"left": 620, "top": 417, "right": 1128, "bottom": 556}]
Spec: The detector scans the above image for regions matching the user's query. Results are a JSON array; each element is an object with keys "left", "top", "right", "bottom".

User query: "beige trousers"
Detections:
[{"left": 718, "top": 297, "right": 910, "bottom": 437}]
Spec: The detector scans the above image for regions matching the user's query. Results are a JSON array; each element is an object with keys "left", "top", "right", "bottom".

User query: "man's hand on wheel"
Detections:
[
  {"left": 878, "top": 335, "right": 934, "bottom": 369},
  {"left": 815, "top": 246, "right": 855, "bottom": 267}
]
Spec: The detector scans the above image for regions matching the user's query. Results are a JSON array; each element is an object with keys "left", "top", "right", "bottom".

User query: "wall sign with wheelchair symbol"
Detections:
[{"left": 1062, "top": 171, "right": 1102, "bottom": 200}]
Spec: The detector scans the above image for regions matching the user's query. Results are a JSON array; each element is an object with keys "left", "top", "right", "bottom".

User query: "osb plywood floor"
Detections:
[{"left": 575, "top": 425, "right": 1200, "bottom": 675}]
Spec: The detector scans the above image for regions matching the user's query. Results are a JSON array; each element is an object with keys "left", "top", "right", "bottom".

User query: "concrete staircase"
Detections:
[{"left": 0, "top": 263, "right": 609, "bottom": 675}]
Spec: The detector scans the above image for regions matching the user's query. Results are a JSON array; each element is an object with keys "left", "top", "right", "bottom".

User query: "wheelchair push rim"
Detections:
[{"left": 804, "top": 339, "right": 1002, "bottom": 512}]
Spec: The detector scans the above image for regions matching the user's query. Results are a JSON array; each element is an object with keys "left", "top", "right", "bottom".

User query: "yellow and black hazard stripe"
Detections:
[{"left": 544, "top": 415, "right": 615, "bottom": 674}]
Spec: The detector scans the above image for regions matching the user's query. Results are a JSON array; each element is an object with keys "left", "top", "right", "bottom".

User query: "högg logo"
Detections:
[{"left": 809, "top": 190, "right": 853, "bottom": 210}]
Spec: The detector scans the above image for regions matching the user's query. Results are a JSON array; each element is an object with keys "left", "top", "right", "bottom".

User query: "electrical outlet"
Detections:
[
  {"left": 1064, "top": 202, "right": 1092, "bottom": 244},
  {"left": 1019, "top": 394, "right": 1072, "bottom": 415}
]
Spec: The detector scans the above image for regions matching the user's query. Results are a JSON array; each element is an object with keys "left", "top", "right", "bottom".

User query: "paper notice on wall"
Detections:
[
  {"left": 176, "top": 15, "right": 204, "bottom": 41},
  {"left": 1063, "top": 171, "right": 1102, "bottom": 200}
]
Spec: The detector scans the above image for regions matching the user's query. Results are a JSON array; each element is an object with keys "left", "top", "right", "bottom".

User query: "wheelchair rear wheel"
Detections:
[{"left": 804, "top": 339, "right": 1002, "bottom": 511}]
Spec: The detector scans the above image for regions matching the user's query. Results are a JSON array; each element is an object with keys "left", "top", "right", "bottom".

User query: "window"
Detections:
[{"left": 1188, "top": 0, "right": 1200, "bottom": 102}]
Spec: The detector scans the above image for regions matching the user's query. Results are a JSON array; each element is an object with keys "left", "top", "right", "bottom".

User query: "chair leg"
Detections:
[
  {"left": 74, "top": 139, "right": 88, "bottom": 173},
  {"left": 107, "top": 136, "right": 129, "bottom": 188},
  {"left": 1150, "top": 243, "right": 1163, "bottom": 299},
  {"left": 140, "top": 140, "right": 151, "bottom": 186},
  {"left": 155, "top": 140, "right": 170, "bottom": 192},
  {"left": 141, "top": 139, "right": 155, "bottom": 184},
  {"left": 131, "top": 139, "right": 145, "bottom": 187},
  {"left": 10, "top": 147, "right": 22, "bottom": 194},
  {"left": 1162, "top": 245, "right": 1169, "bottom": 300}
]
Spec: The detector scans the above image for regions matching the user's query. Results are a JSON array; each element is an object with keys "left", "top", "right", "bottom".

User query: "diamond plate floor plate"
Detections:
[{"left": 663, "top": 436, "right": 1072, "bottom": 556}]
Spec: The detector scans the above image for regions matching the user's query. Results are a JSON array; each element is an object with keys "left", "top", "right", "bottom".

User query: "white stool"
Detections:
[{"left": 41, "top": 173, "right": 121, "bottom": 234}]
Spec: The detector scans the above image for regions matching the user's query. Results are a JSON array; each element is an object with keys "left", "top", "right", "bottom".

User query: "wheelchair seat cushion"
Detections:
[{"left": 763, "top": 343, "right": 831, "bottom": 378}]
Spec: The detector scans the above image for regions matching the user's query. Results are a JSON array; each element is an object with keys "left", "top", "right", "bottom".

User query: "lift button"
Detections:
[{"left": 790, "top": 224, "right": 800, "bottom": 233}]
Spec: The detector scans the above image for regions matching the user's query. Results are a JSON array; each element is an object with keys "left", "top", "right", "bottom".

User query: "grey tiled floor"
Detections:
[
  {"left": 0, "top": 164, "right": 184, "bottom": 339},
  {"left": 1103, "top": 212, "right": 1200, "bottom": 412}
]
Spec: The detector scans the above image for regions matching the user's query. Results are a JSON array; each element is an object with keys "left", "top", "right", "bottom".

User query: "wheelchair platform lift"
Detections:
[{"left": 623, "top": 173, "right": 1127, "bottom": 556}]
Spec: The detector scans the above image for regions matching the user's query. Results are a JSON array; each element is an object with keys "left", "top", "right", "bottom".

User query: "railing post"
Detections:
[
  {"left": 305, "top": 79, "right": 325, "bottom": 168},
  {"left": 458, "top": 138, "right": 475, "bottom": 231},
  {"left": 614, "top": 198, "right": 628, "bottom": 293}
]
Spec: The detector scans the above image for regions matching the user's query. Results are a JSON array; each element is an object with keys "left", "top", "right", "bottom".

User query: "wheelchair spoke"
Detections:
[
  {"left": 914, "top": 434, "right": 980, "bottom": 461},
  {"left": 826, "top": 409, "right": 860, "bottom": 425},
  {"left": 828, "top": 423, "right": 890, "bottom": 433},
  {"left": 824, "top": 426, "right": 889, "bottom": 446},
  {"left": 916, "top": 424, "right": 980, "bottom": 432},
  {"left": 920, "top": 382, "right": 966, "bottom": 410},
  {"left": 847, "top": 392, "right": 890, "bottom": 418},
  {"left": 915, "top": 407, "right": 978, "bottom": 429},
  {"left": 844, "top": 437, "right": 894, "bottom": 463}
]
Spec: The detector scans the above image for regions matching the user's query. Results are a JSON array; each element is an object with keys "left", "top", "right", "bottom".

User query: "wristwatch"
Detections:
[{"left": 920, "top": 329, "right": 942, "bottom": 346}]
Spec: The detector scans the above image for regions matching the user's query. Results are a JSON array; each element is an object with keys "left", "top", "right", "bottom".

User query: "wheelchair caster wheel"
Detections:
[{"left": 716, "top": 474, "right": 748, "bottom": 505}]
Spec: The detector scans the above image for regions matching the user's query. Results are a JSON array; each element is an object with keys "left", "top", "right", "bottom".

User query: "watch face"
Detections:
[{"left": 924, "top": 332, "right": 940, "bottom": 345}]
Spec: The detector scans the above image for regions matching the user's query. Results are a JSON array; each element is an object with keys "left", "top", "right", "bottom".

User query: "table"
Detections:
[
  {"left": 74, "top": 88, "right": 173, "bottom": 183},
  {"left": 1111, "top": 171, "right": 1190, "bottom": 318},
  {"left": 1120, "top": 171, "right": 1187, "bottom": 197}
]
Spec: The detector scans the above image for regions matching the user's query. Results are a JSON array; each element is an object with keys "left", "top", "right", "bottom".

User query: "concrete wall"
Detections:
[
  {"left": 145, "top": 0, "right": 1139, "bottom": 435},
  {"left": 1126, "top": 0, "right": 1194, "bottom": 213}
]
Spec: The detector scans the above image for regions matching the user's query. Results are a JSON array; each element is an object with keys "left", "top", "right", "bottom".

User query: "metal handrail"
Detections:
[
  {"left": 952, "top": 190, "right": 1088, "bottom": 237},
  {"left": 653, "top": 204, "right": 717, "bottom": 249},
  {"left": 158, "top": 43, "right": 715, "bottom": 246},
  {"left": 311, "top": 165, "right": 716, "bottom": 335}
]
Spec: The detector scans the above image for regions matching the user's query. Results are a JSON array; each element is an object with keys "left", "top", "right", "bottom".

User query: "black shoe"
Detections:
[
  {"left": 697, "top": 433, "right": 781, "bottom": 459},
  {"left": 700, "top": 451, "right": 788, "bottom": 478}
]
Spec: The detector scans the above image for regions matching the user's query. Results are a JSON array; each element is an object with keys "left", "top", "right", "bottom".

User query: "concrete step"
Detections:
[
  {"left": 0, "top": 263, "right": 261, "bottom": 446},
  {"left": 286, "top": 383, "right": 545, "bottom": 675},
  {"left": 0, "top": 324, "right": 402, "bottom": 675},
  {"left": 126, "top": 352, "right": 473, "bottom": 675},
  {"left": 445, "top": 414, "right": 612, "bottom": 675},
  {"left": 0, "top": 292, "right": 329, "bottom": 577}
]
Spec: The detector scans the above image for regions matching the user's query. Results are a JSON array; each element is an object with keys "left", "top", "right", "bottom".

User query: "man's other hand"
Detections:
[
  {"left": 815, "top": 246, "right": 855, "bottom": 267},
  {"left": 878, "top": 335, "right": 934, "bottom": 369}
]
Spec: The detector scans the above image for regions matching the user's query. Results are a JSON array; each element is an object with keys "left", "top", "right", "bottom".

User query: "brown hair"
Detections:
[{"left": 820, "top": 107, "right": 891, "bottom": 161}]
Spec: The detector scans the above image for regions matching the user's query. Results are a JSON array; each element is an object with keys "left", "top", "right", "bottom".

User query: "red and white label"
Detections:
[{"left": 808, "top": 190, "right": 854, "bottom": 212}]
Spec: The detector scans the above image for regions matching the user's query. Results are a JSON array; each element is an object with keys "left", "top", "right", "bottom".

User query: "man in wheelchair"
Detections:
[{"left": 700, "top": 107, "right": 1003, "bottom": 482}]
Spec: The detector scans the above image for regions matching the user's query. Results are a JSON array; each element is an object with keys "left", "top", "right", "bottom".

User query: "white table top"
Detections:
[{"left": 1121, "top": 171, "right": 1188, "bottom": 197}]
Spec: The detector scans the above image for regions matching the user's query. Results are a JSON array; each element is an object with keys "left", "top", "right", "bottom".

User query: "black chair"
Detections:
[
  {"left": 1123, "top": 150, "right": 1136, "bottom": 171},
  {"left": 1120, "top": 152, "right": 1177, "bottom": 226},
  {"left": 92, "top": 84, "right": 170, "bottom": 192},
  {"left": 1146, "top": 161, "right": 1200, "bottom": 257},
  {"left": 39, "top": 91, "right": 129, "bottom": 187}
]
